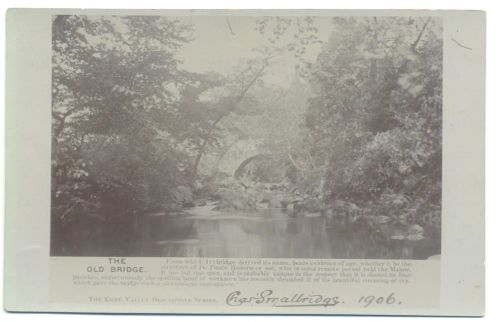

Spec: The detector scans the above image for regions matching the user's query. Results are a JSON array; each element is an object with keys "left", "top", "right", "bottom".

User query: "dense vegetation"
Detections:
[{"left": 51, "top": 16, "right": 441, "bottom": 256}]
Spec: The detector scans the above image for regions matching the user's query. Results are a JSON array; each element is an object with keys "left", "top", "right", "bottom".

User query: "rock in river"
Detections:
[{"left": 214, "top": 190, "right": 257, "bottom": 211}]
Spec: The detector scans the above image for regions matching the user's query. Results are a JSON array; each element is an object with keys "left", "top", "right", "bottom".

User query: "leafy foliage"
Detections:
[
  {"left": 51, "top": 15, "right": 442, "bottom": 256},
  {"left": 51, "top": 16, "right": 202, "bottom": 254},
  {"left": 304, "top": 17, "right": 442, "bottom": 236}
]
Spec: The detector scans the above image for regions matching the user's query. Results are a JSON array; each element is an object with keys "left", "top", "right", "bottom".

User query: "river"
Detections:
[{"left": 142, "top": 204, "right": 440, "bottom": 260}]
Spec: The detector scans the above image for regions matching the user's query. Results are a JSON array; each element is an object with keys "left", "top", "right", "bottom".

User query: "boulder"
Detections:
[
  {"left": 268, "top": 197, "right": 282, "bottom": 209},
  {"left": 371, "top": 215, "right": 391, "bottom": 225},
  {"left": 408, "top": 224, "right": 424, "bottom": 235},
  {"left": 215, "top": 190, "right": 256, "bottom": 211},
  {"left": 294, "top": 198, "right": 323, "bottom": 214},
  {"left": 407, "top": 224, "right": 425, "bottom": 241},
  {"left": 172, "top": 185, "right": 193, "bottom": 206}
]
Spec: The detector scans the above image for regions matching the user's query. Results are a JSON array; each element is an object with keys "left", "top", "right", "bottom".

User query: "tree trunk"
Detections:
[{"left": 191, "top": 63, "right": 268, "bottom": 179}]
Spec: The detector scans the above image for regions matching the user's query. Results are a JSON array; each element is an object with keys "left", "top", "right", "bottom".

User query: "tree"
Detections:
[
  {"left": 189, "top": 56, "right": 271, "bottom": 179},
  {"left": 305, "top": 17, "right": 442, "bottom": 234},
  {"left": 51, "top": 15, "right": 199, "bottom": 255}
]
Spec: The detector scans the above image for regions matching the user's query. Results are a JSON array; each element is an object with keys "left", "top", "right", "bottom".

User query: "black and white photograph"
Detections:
[{"left": 50, "top": 14, "right": 442, "bottom": 259}]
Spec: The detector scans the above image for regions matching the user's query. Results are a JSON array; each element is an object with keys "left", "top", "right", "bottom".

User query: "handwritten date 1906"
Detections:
[{"left": 358, "top": 293, "right": 402, "bottom": 307}]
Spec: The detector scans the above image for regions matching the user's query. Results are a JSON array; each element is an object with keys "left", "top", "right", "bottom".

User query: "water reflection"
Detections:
[{"left": 142, "top": 208, "right": 439, "bottom": 259}]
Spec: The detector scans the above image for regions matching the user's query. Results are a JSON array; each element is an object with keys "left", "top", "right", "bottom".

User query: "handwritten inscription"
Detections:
[
  {"left": 226, "top": 289, "right": 341, "bottom": 307},
  {"left": 226, "top": 290, "right": 402, "bottom": 308}
]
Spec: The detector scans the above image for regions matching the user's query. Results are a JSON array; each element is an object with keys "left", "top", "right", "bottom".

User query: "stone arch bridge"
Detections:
[{"left": 216, "top": 139, "right": 274, "bottom": 179}]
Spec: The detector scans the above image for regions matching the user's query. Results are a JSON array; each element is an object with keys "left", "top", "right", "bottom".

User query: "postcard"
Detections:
[{"left": 4, "top": 9, "right": 485, "bottom": 315}]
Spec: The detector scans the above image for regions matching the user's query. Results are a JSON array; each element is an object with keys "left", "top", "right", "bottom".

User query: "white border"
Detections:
[{"left": 1, "top": 1, "right": 497, "bottom": 322}]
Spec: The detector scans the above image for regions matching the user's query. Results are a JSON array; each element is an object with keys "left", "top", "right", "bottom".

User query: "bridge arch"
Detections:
[
  {"left": 233, "top": 153, "right": 273, "bottom": 179},
  {"left": 215, "top": 139, "right": 270, "bottom": 176}
]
